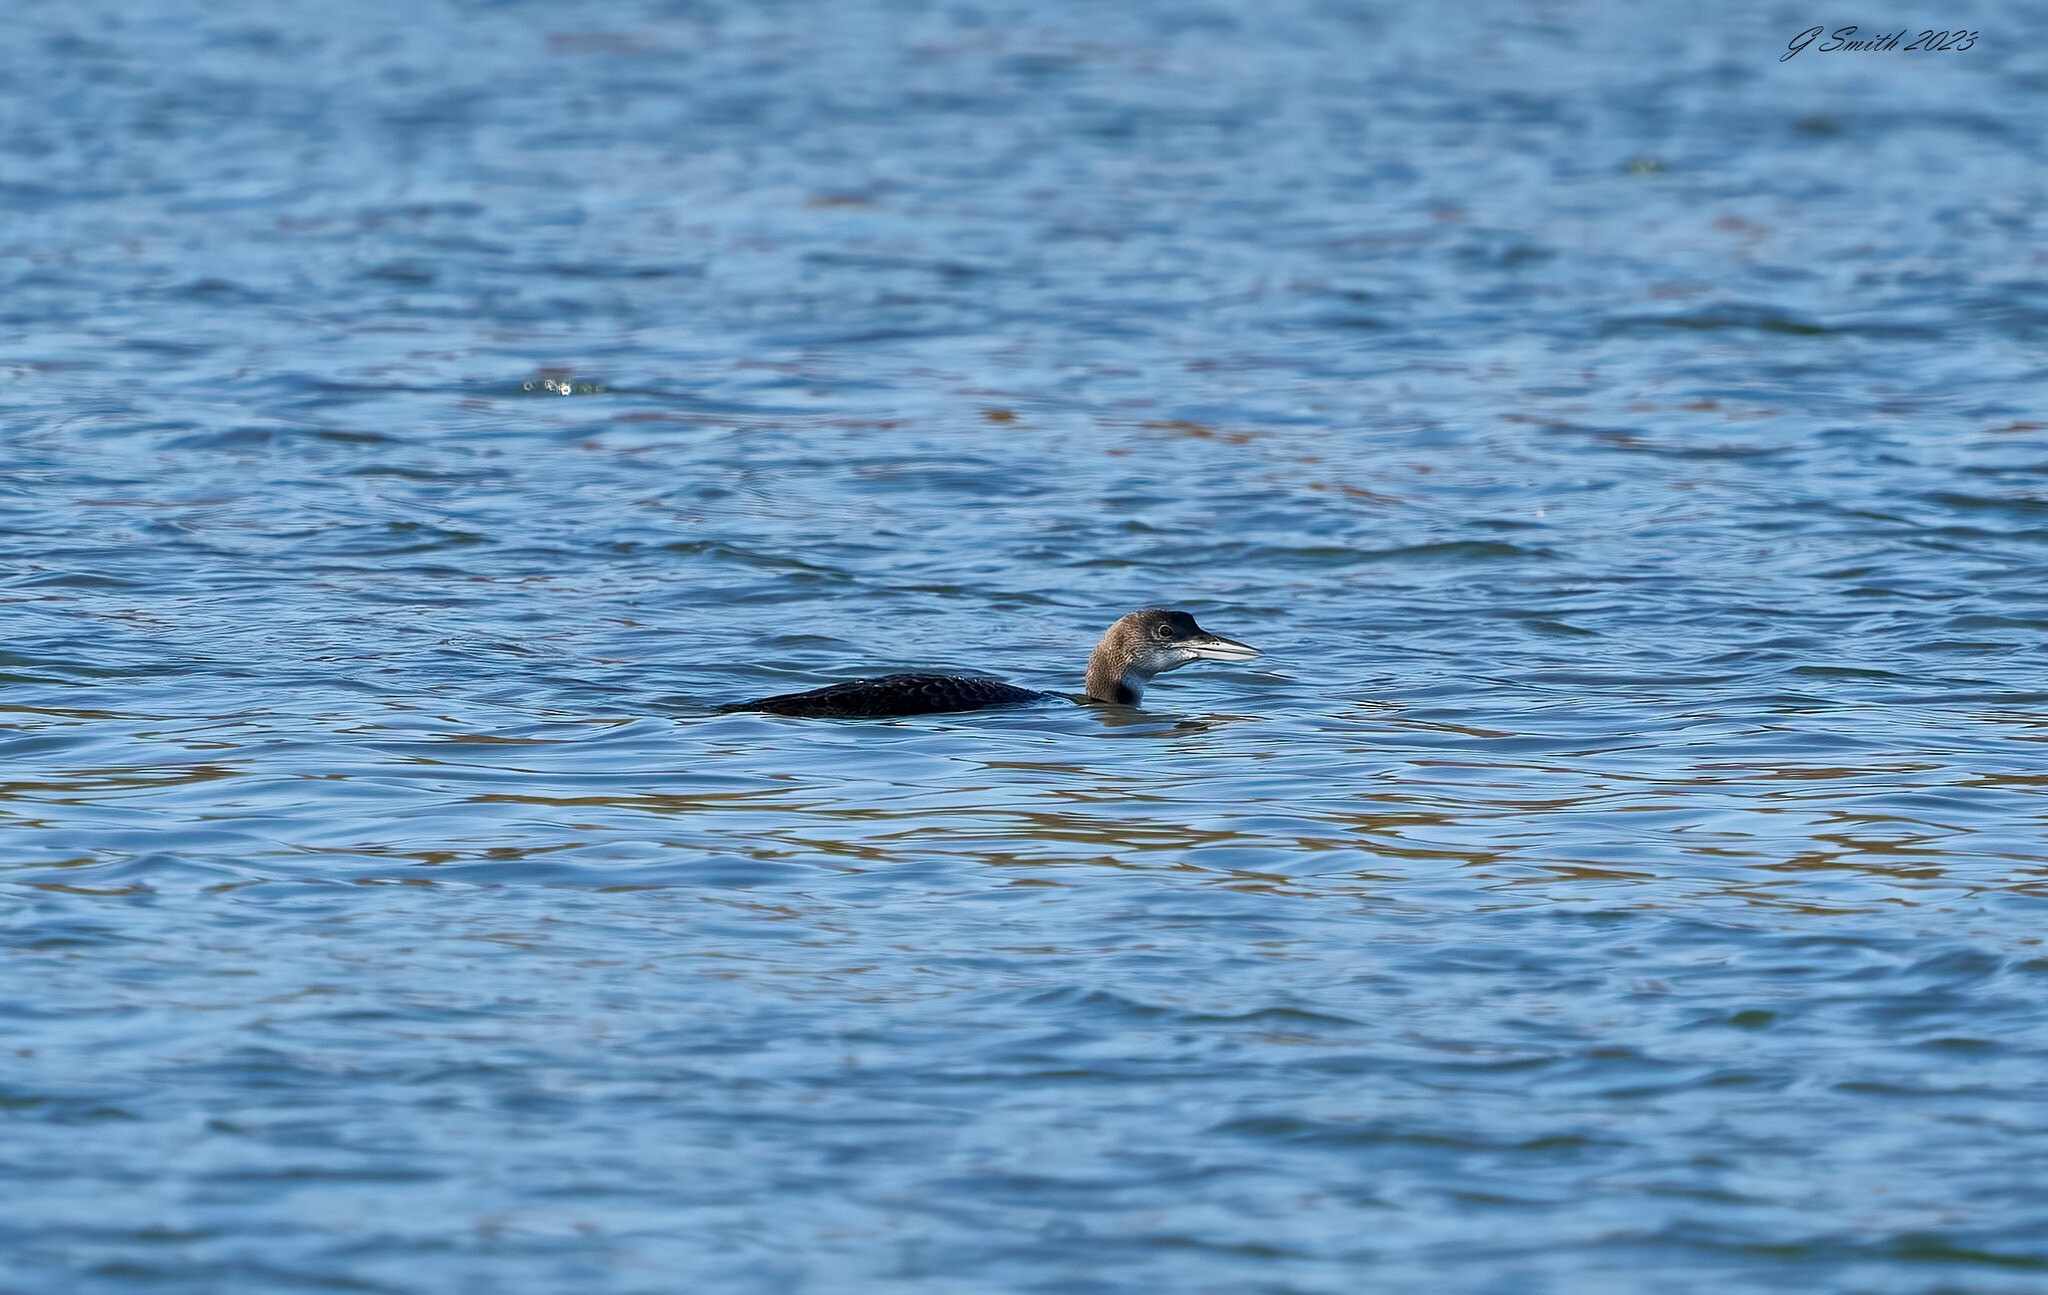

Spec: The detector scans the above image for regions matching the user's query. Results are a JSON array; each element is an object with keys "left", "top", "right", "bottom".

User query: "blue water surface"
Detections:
[{"left": 4, "top": 1, "right": 2046, "bottom": 1291}]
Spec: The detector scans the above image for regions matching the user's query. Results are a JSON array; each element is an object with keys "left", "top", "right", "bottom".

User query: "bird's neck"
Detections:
[{"left": 1084, "top": 647, "right": 1143, "bottom": 705}]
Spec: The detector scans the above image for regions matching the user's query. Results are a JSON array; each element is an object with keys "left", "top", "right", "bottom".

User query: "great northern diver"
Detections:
[{"left": 733, "top": 608, "right": 1260, "bottom": 718}]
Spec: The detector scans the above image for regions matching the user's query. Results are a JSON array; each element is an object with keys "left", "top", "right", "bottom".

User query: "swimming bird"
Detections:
[{"left": 732, "top": 608, "right": 1260, "bottom": 718}]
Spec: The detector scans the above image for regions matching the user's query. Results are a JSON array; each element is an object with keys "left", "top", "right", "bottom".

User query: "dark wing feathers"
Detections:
[{"left": 737, "top": 673, "right": 1054, "bottom": 718}]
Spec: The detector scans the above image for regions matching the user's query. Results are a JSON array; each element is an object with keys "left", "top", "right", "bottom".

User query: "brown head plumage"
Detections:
[{"left": 1082, "top": 608, "right": 1260, "bottom": 705}]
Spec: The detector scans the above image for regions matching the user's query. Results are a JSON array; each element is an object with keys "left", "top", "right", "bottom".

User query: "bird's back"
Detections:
[{"left": 734, "top": 673, "right": 1056, "bottom": 718}]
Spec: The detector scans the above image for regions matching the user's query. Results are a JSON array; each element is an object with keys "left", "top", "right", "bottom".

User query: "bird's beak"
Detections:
[{"left": 1187, "top": 632, "right": 1260, "bottom": 663}]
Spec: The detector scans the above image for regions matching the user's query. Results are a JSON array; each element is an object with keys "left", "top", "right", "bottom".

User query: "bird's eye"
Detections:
[{"left": 1154, "top": 624, "right": 1176, "bottom": 640}]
